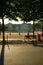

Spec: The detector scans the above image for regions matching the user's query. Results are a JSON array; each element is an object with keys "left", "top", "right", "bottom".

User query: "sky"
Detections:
[{"left": 0, "top": 18, "right": 33, "bottom": 24}]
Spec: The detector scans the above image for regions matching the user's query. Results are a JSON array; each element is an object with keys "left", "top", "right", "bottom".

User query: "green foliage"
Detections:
[
  {"left": 18, "top": 0, "right": 43, "bottom": 21},
  {"left": 34, "top": 22, "right": 41, "bottom": 31},
  {"left": 0, "top": 0, "right": 43, "bottom": 21},
  {"left": 0, "top": 0, "right": 43, "bottom": 41}
]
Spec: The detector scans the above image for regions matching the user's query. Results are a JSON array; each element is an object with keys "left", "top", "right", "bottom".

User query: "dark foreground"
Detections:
[{"left": 0, "top": 43, "right": 43, "bottom": 65}]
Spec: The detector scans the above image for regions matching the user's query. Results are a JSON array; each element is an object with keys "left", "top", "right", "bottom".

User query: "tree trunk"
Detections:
[
  {"left": 33, "top": 21, "right": 35, "bottom": 37},
  {"left": 2, "top": 16, "right": 5, "bottom": 44},
  {"left": 42, "top": 22, "right": 43, "bottom": 36},
  {"left": 0, "top": 31, "right": 1, "bottom": 35},
  {"left": 40, "top": 20, "right": 43, "bottom": 36}
]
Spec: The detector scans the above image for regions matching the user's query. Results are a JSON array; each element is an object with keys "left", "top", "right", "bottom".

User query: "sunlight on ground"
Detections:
[{"left": 4, "top": 44, "right": 43, "bottom": 65}]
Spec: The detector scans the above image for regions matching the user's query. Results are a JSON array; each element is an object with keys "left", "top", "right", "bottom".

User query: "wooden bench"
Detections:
[
  {"left": 25, "top": 35, "right": 29, "bottom": 39},
  {"left": 25, "top": 34, "right": 36, "bottom": 40}
]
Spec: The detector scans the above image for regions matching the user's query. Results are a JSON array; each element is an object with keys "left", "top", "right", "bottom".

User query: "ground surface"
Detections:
[
  {"left": 0, "top": 32, "right": 43, "bottom": 65},
  {"left": 0, "top": 32, "right": 43, "bottom": 41},
  {"left": 0, "top": 44, "right": 43, "bottom": 65},
  {"left": 0, "top": 32, "right": 42, "bottom": 39}
]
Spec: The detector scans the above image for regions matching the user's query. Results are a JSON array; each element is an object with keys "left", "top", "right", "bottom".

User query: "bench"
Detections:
[
  {"left": 25, "top": 34, "right": 36, "bottom": 40},
  {"left": 25, "top": 35, "right": 29, "bottom": 39}
]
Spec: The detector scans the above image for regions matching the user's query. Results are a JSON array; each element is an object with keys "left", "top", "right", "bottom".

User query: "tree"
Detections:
[
  {"left": 40, "top": 19, "right": 43, "bottom": 36},
  {"left": 33, "top": 20, "right": 41, "bottom": 31},
  {"left": 17, "top": 0, "right": 35, "bottom": 37},
  {"left": 0, "top": 0, "right": 33, "bottom": 44},
  {"left": 16, "top": 0, "right": 37, "bottom": 37},
  {"left": 18, "top": 0, "right": 43, "bottom": 37},
  {"left": 32, "top": 0, "right": 43, "bottom": 36},
  {"left": 0, "top": 0, "right": 21, "bottom": 44},
  {"left": 18, "top": 24, "right": 21, "bottom": 35},
  {"left": 0, "top": 0, "right": 43, "bottom": 44}
]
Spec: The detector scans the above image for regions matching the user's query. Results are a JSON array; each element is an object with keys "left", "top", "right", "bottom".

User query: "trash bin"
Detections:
[{"left": 36, "top": 34, "right": 41, "bottom": 41}]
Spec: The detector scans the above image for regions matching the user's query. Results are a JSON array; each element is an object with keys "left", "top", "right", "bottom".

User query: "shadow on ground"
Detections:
[
  {"left": 12, "top": 40, "right": 43, "bottom": 48},
  {"left": 0, "top": 43, "right": 5, "bottom": 65},
  {"left": 31, "top": 41, "right": 43, "bottom": 48},
  {"left": 0, "top": 41, "right": 10, "bottom": 65}
]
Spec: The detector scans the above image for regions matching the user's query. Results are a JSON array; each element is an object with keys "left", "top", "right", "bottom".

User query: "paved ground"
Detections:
[{"left": 0, "top": 44, "right": 43, "bottom": 65}]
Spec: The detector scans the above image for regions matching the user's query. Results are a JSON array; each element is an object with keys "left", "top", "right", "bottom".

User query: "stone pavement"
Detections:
[{"left": 0, "top": 44, "right": 43, "bottom": 65}]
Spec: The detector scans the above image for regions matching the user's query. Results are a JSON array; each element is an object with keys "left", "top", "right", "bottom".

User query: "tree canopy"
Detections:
[
  {"left": 17, "top": 0, "right": 43, "bottom": 21},
  {"left": 0, "top": 0, "right": 43, "bottom": 21},
  {"left": 0, "top": 0, "right": 43, "bottom": 43},
  {"left": 0, "top": 0, "right": 20, "bottom": 20}
]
